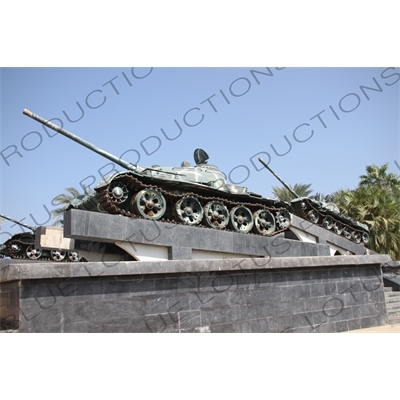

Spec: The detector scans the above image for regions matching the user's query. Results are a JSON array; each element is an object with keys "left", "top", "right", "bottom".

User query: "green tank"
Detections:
[
  {"left": 23, "top": 109, "right": 292, "bottom": 236},
  {"left": 0, "top": 213, "right": 87, "bottom": 262},
  {"left": 258, "top": 158, "right": 370, "bottom": 244}
]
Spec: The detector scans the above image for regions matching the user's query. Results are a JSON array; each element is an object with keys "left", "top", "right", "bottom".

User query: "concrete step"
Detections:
[
  {"left": 384, "top": 291, "right": 400, "bottom": 299},
  {"left": 387, "top": 309, "right": 400, "bottom": 319},
  {"left": 388, "top": 317, "right": 400, "bottom": 324},
  {"left": 386, "top": 303, "right": 400, "bottom": 311},
  {"left": 384, "top": 287, "right": 393, "bottom": 292}
]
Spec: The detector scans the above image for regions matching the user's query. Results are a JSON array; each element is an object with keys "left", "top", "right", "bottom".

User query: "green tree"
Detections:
[
  {"left": 334, "top": 164, "right": 400, "bottom": 260},
  {"left": 359, "top": 163, "right": 400, "bottom": 190},
  {"left": 272, "top": 183, "right": 313, "bottom": 202}
]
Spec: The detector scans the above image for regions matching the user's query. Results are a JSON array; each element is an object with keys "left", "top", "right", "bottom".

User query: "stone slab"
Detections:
[
  {"left": 0, "top": 254, "right": 392, "bottom": 282},
  {"left": 63, "top": 209, "right": 331, "bottom": 260}
]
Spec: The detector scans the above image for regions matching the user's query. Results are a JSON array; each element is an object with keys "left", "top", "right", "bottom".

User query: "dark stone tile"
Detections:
[
  {"left": 334, "top": 320, "right": 349, "bottom": 333},
  {"left": 130, "top": 279, "right": 155, "bottom": 295},
  {"left": 295, "top": 284, "right": 311, "bottom": 299},
  {"left": 291, "top": 313, "right": 309, "bottom": 329},
  {"left": 280, "top": 286, "right": 297, "bottom": 301},
  {"left": 347, "top": 318, "right": 361, "bottom": 331},
  {"left": 271, "top": 271, "right": 288, "bottom": 286},
  {"left": 245, "top": 288, "right": 268, "bottom": 305},
  {"left": 328, "top": 268, "right": 343, "bottom": 281},
  {"left": 263, "top": 287, "right": 281, "bottom": 303},
  {"left": 310, "top": 283, "right": 325, "bottom": 297},
  {"left": 179, "top": 310, "right": 201, "bottom": 330},
  {"left": 267, "top": 315, "right": 292, "bottom": 333},
  {"left": 201, "top": 309, "right": 222, "bottom": 326},
  {"left": 343, "top": 292, "right": 360, "bottom": 307},
  {"left": 250, "top": 318, "right": 269, "bottom": 333},
  {"left": 256, "top": 303, "right": 275, "bottom": 319},
  {"left": 210, "top": 322, "right": 241, "bottom": 333},
  {"left": 275, "top": 300, "right": 293, "bottom": 316},
  {"left": 323, "top": 282, "right": 337, "bottom": 296},
  {"left": 154, "top": 277, "right": 180, "bottom": 293},
  {"left": 241, "top": 304, "right": 257, "bottom": 320},
  {"left": 144, "top": 313, "right": 178, "bottom": 333},
  {"left": 221, "top": 305, "right": 241, "bottom": 324},
  {"left": 103, "top": 280, "right": 132, "bottom": 299},
  {"left": 303, "top": 297, "right": 321, "bottom": 313},
  {"left": 339, "top": 307, "right": 353, "bottom": 321},
  {"left": 359, "top": 316, "right": 378, "bottom": 330},
  {"left": 145, "top": 295, "right": 169, "bottom": 315}
]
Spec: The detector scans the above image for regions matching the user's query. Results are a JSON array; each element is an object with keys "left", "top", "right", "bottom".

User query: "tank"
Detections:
[
  {"left": 23, "top": 109, "right": 292, "bottom": 236},
  {"left": 0, "top": 214, "right": 87, "bottom": 262},
  {"left": 258, "top": 158, "right": 370, "bottom": 244}
]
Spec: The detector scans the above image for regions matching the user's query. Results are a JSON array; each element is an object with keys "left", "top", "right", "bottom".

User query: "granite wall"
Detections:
[{"left": 0, "top": 257, "right": 388, "bottom": 333}]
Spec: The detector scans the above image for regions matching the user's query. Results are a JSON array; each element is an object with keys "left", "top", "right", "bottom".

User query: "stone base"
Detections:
[{"left": 0, "top": 254, "right": 390, "bottom": 333}]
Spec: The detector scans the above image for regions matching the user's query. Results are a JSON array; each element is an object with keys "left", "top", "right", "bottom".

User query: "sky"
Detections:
[{"left": 0, "top": 67, "right": 399, "bottom": 237}]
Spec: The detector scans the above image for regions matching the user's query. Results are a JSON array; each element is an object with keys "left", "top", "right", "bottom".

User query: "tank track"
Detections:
[
  {"left": 96, "top": 173, "right": 291, "bottom": 236},
  {"left": 2, "top": 236, "right": 88, "bottom": 262},
  {"left": 292, "top": 199, "right": 369, "bottom": 244}
]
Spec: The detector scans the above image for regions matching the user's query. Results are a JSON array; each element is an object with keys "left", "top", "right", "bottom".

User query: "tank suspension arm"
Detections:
[
  {"left": 0, "top": 213, "right": 36, "bottom": 232},
  {"left": 258, "top": 157, "right": 300, "bottom": 199},
  {"left": 22, "top": 109, "right": 138, "bottom": 172}
]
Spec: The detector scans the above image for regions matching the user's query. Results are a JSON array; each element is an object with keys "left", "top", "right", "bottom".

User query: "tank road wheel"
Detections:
[
  {"left": 362, "top": 232, "right": 370, "bottom": 244},
  {"left": 67, "top": 251, "right": 80, "bottom": 262},
  {"left": 203, "top": 201, "right": 229, "bottom": 229},
  {"left": 175, "top": 196, "right": 203, "bottom": 225},
  {"left": 307, "top": 210, "right": 319, "bottom": 224},
  {"left": 131, "top": 189, "right": 167, "bottom": 220},
  {"left": 343, "top": 227, "right": 352, "bottom": 240},
  {"left": 352, "top": 231, "right": 362, "bottom": 244},
  {"left": 322, "top": 216, "right": 334, "bottom": 230},
  {"left": 253, "top": 210, "right": 276, "bottom": 236},
  {"left": 275, "top": 210, "right": 291, "bottom": 229},
  {"left": 50, "top": 250, "right": 67, "bottom": 262},
  {"left": 229, "top": 206, "right": 254, "bottom": 233},
  {"left": 108, "top": 181, "right": 129, "bottom": 204},
  {"left": 333, "top": 222, "right": 343, "bottom": 235},
  {"left": 25, "top": 245, "right": 42, "bottom": 260}
]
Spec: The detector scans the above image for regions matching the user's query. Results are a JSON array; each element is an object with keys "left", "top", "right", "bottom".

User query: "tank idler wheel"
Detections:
[
  {"left": 362, "top": 232, "right": 369, "bottom": 244},
  {"left": 276, "top": 210, "right": 291, "bottom": 229},
  {"left": 175, "top": 196, "right": 203, "bottom": 225},
  {"left": 352, "top": 231, "right": 362, "bottom": 244},
  {"left": 322, "top": 216, "right": 334, "bottom": 230},
  {"left": 68, "top": 251, "right": 80, "bottom": 262},
  {"left": 108, "top": 181, "right": 129, "bottom": 204},
  {"left": 131, "top": 189, "right": 167, "bottom": 220},
  {"left": 25, "top": 245, "right": 42, "bottom": 260},
  {"left": 50, "top": 250, "right": 67, "bottom": 262},
  {"left": 9, "top": 242, "right": 22, "bottom": 254},
  {"left": 229, "top": 206, "right": 254, "bottom": 233},
  {"left": 253, "top": 210, "right": 276, "bottom": 236},
  {"left": 343, "top": 227, "right": 352, "bottom": 240},
  {"left": 333, "top": 222, "right": 343, "bottom": 235},
  {"left": 307, "top": 210, "right": 319, "bottom": 224},
  {"left": 203, "top": 201, "right": 229, "bottom": 229}
]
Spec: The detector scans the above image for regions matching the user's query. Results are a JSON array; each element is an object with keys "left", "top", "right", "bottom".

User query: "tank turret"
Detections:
[
  {"left": 258, "top": 158, "right": 370, "bottom": 244},
  {"left": 23, "top": 109, "right": 292, "bottom": 236}
]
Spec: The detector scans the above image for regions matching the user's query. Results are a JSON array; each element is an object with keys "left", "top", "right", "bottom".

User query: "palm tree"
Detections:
[
  {"left": 272, "top": 183, "right": 313, "bottom": 202},
  {"left": 51, "top": 187, "right": 90, "bottom": 226},
  {"left": 359, "top": 163, "right": 400, "bottom": 190},
  {"left": 334, "top": 164, "right": 400, "bottom": 260}
]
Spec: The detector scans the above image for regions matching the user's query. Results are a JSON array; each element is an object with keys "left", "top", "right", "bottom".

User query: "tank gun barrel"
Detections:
[
  {"left": 258, "top": 157, "right": 300, "bottom": 199},
  {"left": 22, "top": 109, "right": 138, "bottom": 172},
  {"left": 0, "top": 213, "right": 36, "bottom": 232}
]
